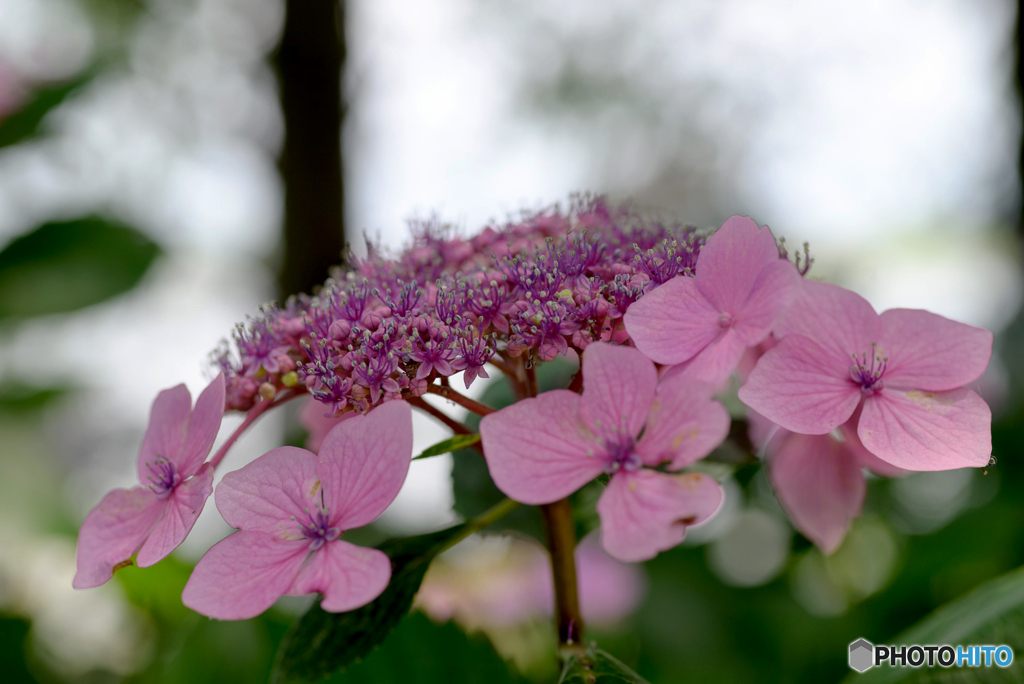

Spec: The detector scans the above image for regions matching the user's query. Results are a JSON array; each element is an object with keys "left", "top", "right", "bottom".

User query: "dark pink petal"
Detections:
[
  {"left": 775, "top": 279, "right": 880, "bottom": 361},
  {"left": 177, "top": 374, "right": 226, "bottom": 478},
  {"left": 73, "top": 487, "right": 166, "bottom": 589},
  {"left": 738, "top": 334, "right": 862, "bottom": 435},
  {"left": 662, "top": 326, "right": 747, "bottom": 387},
  {"left": 136, "top": 465, "right": 214, "bottom": 567},
  {"left": 597, "top": 470, "right": 723, "bottom": 563},
  {"left": 480, "top": 390, "right": 605, "bottom": 505},
  {"left": 216, "top": 446, "right": 319, "bottom": 535},
  {"left": 694, "top": 216, "right": 780, "bottom": 313},
  {"left": 288, "top": 540, "right": 391, "bottom": 612},
  {"left": 181, "top": 531, "right": 308, "bottom": 620},
  {"left": 317, "top": 400, "right": 413, "bottom": 530},
  {"left": 858, "top": 388, "right": 992, "bottom": 471},
  {"left": 769, "top": 433, "right": 865, "bottom": 554},
  {"left": 635, "top": 375, "right": 730, "bottom": 469},
  {"left": 732, "top": 259, "right": 800, "bottom": 345},
  {"left": 136, "top": 384, "right": 192, "bottom": 483},
  {"left": 879, "top": 309, "right": 993, "bottom": 391},
  {"left": 623, "top": 276, "right": 721, "bottom": 365},
  {"left": 578, "top": 343, "right": 657, "bottom": 441}
]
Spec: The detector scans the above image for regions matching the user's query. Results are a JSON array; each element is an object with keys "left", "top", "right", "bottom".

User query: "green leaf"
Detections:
[
  {"left": 845, "top": 565, "right": 1024, "bottom": 683},
  {"left": 322, "top": 612, "right": 527, "bottom": 683},
  {"left": 0, "top": 72, "right": 93, "bottom": 148},
  {"left": 559, "top": 649, "right": 651, "bottom": 684},
  {"left": 0, "top": 383, "right": 71, "bottom": 414},
  {"left": 0, "top": 216, "right": 160, "bottom": 321},
  {"left": 413, "top": 433, "right": 480, "bottom": 460},
  {"left": 272, "top": 522, "right": 470, "bottom": 684}
]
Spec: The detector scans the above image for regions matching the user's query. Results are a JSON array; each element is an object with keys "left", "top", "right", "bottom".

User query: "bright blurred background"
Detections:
[{"left": 1, "top": 0, "right": 1022, "bottom": 682}]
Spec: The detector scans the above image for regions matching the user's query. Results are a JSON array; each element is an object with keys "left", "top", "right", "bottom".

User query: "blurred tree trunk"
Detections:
[{"left": 275, "top": 0, "right": 345, "bottom": 298}]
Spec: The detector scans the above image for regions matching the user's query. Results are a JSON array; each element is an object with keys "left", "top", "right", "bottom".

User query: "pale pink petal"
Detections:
[
  {"left": 775, "top": 280, "right": 880, "bottom": 360},
  {"left": 136, "top": 465, "right": 214, "bottom": 567},
  {"left": 732, "top": 259, "right": 800, "bottom": 345},
  {"left": 177, "top": 374, "right": 226, "bottom": 477},
  {"left": 769, "top": 433, "right": 865, "bottom": 554},
  {"left": 288, "top": 539, "right": 391, "bottom": 612},
  {"left": 858, "top": 388, "right": 992, "bottom": 471},
  {"left": 597, "top": 470, "right": 723, "bottom": 562},
  {"left": 181, "top": 531, "right": 308, "bottom": 620},
  {"left": 635, "top": 375, "right": 729, "bottom": 469},
  {"left": 879, "top": 309, "right": 993, "bottom": 391},
  {"left": 623, "top": 276, "right": 722, "bottom": 365},
  {"left": 578, "top": 342, "right": 657, "bottom": 441},
  {"left": 576, "top": 534, "right": 646, "bottom": 625},
  {"left": 480, "top": 390, "right": 605, "bottom": 505},
  {"left": 318, "top": 401, "right": 413, "bottom": 530},
  {"left": 694, "top": 216, "right": 780, "bottom": 313},
  {"left": 137, "top": 384, "right": 191, "bottom": 482},
  {"left": 662, "top": 326, "right": 748, "bottom": 387},
  {"left": 738, "top": 334, "right": 862, "bottom": 435},
  {"left": 73, "top": 487, "right": 166, "bottom": 589},
  {"left": 216, "top": 446, "right": 319, "bottom": 535},
  {"left": 299, "top": 398, "right": 353, "bottom": 453},
  {"left": 839, "top": 417, "right": 908, "bottom": 477}
]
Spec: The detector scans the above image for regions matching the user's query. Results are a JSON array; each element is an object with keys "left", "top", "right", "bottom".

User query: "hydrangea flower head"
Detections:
[
  {"left": 74, "top": 374, "right": 225, "bottom": 588},
  {"left": 480, "top": 342, "right": 729, "bottom": 562},
  {"left": 181, "top": 400, "right": 413, "bottom": 620},
  {"left": 624, "top": 216, "right": 800, "bottom": 386},
  {"left": 739, "top": 280, "right": 993, "bottom": 470}
]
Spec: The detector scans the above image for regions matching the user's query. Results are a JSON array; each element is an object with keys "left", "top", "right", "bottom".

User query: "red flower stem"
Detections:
[
  {"left": 541, "top": 497, "right": 585, "bottom": 651},
  {"left": 407, "top": 396, "right": 482, "bottom": 458},
  {"left": 486, "top": 355, "right": 518, "bottom": 378},
  {"left": 208, "top": 389, "right": 303, "bottom": 470},
  {"left": 424, "top": 383, "right": 496, "bottom": 416}
]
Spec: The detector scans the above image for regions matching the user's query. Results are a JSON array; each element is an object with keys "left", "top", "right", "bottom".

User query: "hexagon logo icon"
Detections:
[{"left": 849, "top": 639, "right": 874, "bottom": 673}]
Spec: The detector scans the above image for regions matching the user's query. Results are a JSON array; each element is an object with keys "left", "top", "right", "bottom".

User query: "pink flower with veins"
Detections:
[
  {"left": 298, "top": 397, "right": 352, "bottom": 453},
  {"left": 480, "top": 342, "right": 729, "bottom": 562},
  {"left": 181, "top": 400, "right": 412, "bottom": 620},
  {"left": 624, "top": 216, "right": 800, "bottom": 386},
  {"left": 739, "top": 279, "right": 993, "bottom": 471},
  {"left": 749, "top": 409, "right": 904, "bottom": 554},
  {"left": 74, "top": 374, "right": 226, "bottom": 589}
]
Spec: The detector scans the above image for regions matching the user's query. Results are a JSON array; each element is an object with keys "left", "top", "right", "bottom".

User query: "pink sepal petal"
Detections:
[
  {"left": 879, "top": 309, "right": 993, "bottom": 391},
  {"left": 318, "top": 401, "right": 413, "bottom": 530},
  {"left": 177, "top": 374, "right": 226, "bottom": 477},
  {"left": 838, "top": 418, "right": 907, "bottom": 478},
  {"left": 73, "top": 487, "right": 165, "bottom": 589},
  {"left": 480, "top": 390, "right": 605, "bottom": 505},
  {"left": 137, "top": 384, "right": 191, "bottom": 482},
  {"left": 623, "top": 276, "right": 721, "bottom": 365},
  {"left": 578, "top": 343, "right": 657, "bottom": 441},
  {"left": 635, "top": 376, "right": 730, "bottom": 469},
  {"left": 215, "top": 446, "right": 319, "bottom": 535},
  {"left": 299, "top": 398, "right": 354, "bottom": 453},
  {"left": 662, "top": 326, "right": 747, "bottom": 387},
  {"left": 694, "top": 216, "right": 780, "bottom": 313},
  {"left": 769, "top": 433, "right": 865, "bottom": 554},
  {"left": 597, "top": 470, "right": 723, "bottom": 563},
  {"left": 288, "top": 540, "right": 391, "bottom": 612},
  {"left": 182, "top": 531, "right": 309, "bottom": 620},
  {"left": 136, "top": 465, "right": 214, "bottom": 567},
  {"left": 733, "top": 259, "right": 800, "bottom": 345},
  {"left": 858, "top": 388, "right": 992, "bottom": 471},
  {"left": 775, "top": 279, "right": 880, "bottom": 360},
  {"left": 738, "top": 334, "right": 862, "bottom": 435}
]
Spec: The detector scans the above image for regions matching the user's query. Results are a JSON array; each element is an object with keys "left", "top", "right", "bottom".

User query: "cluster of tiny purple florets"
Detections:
[{"left": 215, "top": 195, "right": 706, "bottom": 413}]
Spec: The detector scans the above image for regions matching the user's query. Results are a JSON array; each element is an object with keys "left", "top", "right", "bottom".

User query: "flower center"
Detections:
[
  {"left": 849, "top": 343, "right": 888, "bottom": 395},
  {"left": 717, "top": 312, "right": 733, "bottom": 329},
  {"left": 146, "top": 456, "right": 180, "bottom": 497},
  {"left": 298, "top": 508, "right": 341, "bottom": 551},
  {"left": 603, "top": 438, "right": 643, "bottom": 474}
]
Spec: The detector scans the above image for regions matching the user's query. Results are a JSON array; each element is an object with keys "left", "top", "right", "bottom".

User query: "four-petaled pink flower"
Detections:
[
  {"left": 181, "top": 400, "right": 413, "bottom": 620},
  {"left": 624, "top": 216, "right": 800, "bottom": 386},
  {"left": 74, "top": 374, "right": 226, "bottom": 588},
  {"left": 739, "top": 280, "right": 993, "bottom": 471},
  {"left": 480, "top": 342, "right": 729, "bottom": 562}
]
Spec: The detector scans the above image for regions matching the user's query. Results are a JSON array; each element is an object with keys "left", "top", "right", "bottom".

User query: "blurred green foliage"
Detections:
[
  {"left": 560, "top": 649, "right": 649, "bottom": 684},
  {"left": 0, "top": 73, "right": 94, "bottom": 149}
]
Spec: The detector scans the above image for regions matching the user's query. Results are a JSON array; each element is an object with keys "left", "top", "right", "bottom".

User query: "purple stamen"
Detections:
[
  {"left": 603, "top": 438, "right": 643, "bottom": 474},
  {"left": 849, "top": 343, "right": 888, "bottom": 395},
  {"left": 298, "top": 508, "right": 341, "bottom": 551},
  {"left": 147, "top": 456, "right": 180, "bottom": 497}
]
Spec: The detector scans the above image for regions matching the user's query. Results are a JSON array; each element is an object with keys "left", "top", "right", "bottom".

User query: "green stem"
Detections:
[
  {"left": 542, "top": 497, "right": 585, "bottom": 650},
  {"left": 441, "top": 498, "right": 520, "bottom": 552}
]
